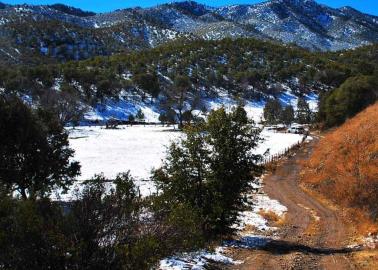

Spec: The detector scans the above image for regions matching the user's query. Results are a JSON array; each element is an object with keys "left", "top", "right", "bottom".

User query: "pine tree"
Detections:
[
  {"left": 320, "top": 75, "right": 378, "bottom": 127},
  {"left": 133, "top": 72, "right": 160, "bottom": 102},
  {"left": 128, "top": 114, "right": 135, "bottom": 123},
  {"left": 135, "top": 109, "right": 145, "bottom": 122},
  {"left": 296, "top": 97, "right": 311, "bottom": 124},
  {"left": 263, "top": 99, "right": 283, "bottom": 124},
  {"left": 281, "top": 105, "right": 295, "bottom": 126}
]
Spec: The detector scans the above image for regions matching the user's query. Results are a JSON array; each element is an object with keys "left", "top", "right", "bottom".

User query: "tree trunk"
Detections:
[
  {"left": 20, "top": 188, "right": 28, "bottom": 200},
  {"left": 178, "top": 109, "right": 183, "bottom": 129}
]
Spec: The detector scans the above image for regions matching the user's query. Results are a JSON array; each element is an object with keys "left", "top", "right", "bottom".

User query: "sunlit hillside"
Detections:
[{"left": 302, "top": 103, "right": 378, "bottom": 221}]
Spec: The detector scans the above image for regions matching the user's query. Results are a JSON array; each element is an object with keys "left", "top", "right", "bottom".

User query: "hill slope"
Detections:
[
  {"left": 1, "top": 39, "right": 377, "bottom": 123},
  {"left": 0, "top": 0, "right": 377, "bottom": 63},
  {"left": 302, "top": 103, "right": 378, "bottom": 221}
]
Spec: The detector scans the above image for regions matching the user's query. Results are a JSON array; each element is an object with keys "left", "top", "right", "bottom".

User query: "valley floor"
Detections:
[
  {"left": 66, "top": 125, "right": 304, "bottom": 198},
  {"left": 224, "top": 137, "right": 371, "bottom": 270}
]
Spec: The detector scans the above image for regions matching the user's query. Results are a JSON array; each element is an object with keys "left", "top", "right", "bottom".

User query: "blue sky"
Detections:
[{"left": 3, "top": 0, "right": 378, "bottom": 16}]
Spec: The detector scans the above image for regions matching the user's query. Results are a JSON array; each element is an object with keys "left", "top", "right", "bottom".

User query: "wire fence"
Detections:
[{"left": 261, "top": 133, "right": 308, "bottom": 165}]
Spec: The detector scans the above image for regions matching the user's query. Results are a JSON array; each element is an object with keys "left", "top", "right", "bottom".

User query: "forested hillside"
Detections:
[{"left": 0, "top": 38, "right": 377, "bottom": 124}]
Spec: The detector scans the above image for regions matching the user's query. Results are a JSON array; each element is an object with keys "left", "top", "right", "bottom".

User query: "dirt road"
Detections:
[{"left": 226, "top": 137, "right": 360, "bottom": 270}]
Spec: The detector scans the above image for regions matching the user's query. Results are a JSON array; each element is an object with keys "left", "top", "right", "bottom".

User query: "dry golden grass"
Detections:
[
  {"left": 258, "top": 210, "right": 286, "bottom": 227},
  {"left": 353, "top": 250, "right": 378, "bottom": 270},
  {"left": 243, "top": 224, "right": 258, "bottom": 232},
  {"left": 301, "top": 102, "right": 378, "bottom": 231},
  {"left": 274, "top": 214, "right": 287, "bottom": 227}
]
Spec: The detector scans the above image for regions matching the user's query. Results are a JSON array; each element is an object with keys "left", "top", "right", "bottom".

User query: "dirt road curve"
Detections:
[{"left": 227, "top": 137, "right": 359, "bottom": 270}]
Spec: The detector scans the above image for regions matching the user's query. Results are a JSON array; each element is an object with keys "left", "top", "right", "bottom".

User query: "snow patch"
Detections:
[
  {"left": 85, "top": 98, "right": 160, "bottom": 122},
  {"left": 159, "top": 247, "right": 241, "bottom": 270},
  {"left": 256, "top": 129, "right": 304, "bottom": 161}
]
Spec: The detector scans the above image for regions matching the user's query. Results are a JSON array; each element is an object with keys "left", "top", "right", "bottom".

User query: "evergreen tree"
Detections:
[
  {"left": 133, "top": 73, "right": 160, "bottom": 102},
  {"left": 263, "top": 99, "right": 283, "bottom": 124},
  {"left": 152, "top": 106, "right": 262, "bottom": 236},
  {"left": 128, "top": 114, "right": 135, "bottom": 122},
  {"left": 0, "top": 96, "right": 80, "bottom": 199},
  {"left": 158, "top": 112, "right": 167, "bottom": 125},
  {"left": 281, "top": 105, "right": 295, "bottom": 126},
  {"left": 296, "top": 97, "right": 311, "bottom": 124},
  {"left": 0, "top": 197, "right": 69, "bottom": 270},
  {"left": 135, "top": 109, "right": 145, "bottom": 122},
  {"left": 319, "top": 75, "right": 378, "bottom": 127}
]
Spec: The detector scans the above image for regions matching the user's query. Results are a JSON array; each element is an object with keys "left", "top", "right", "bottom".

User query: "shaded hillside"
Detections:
[
  {"left": 0, "top": 0, "right": 377, "bottom": 64},
  {"left": 302, "top": 103, "right": 378, "bottom": 221}
]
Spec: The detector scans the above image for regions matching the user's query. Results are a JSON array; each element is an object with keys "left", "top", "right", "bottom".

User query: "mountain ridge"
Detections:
[{"left": 0, "top": 0, "right": 377, "bottom": 63}]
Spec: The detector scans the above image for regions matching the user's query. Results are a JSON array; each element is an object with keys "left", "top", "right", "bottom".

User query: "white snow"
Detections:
[
  {"left": 68, "top": 124, "right": 304, "bottom": 198},
  {"left": 159, "top": 247, "right": 241, "bottom": 270},
  {"left": 237, "top": 192, "right": 287, "bottom": 232},
  {"left": 363, "top": 234, "right": 378, "bottom": 249},
  {"left": 84, "top": 98, "right": 160, "bottom": 123},
  {"left": 256, "top": 128, "right": 304, "bottom": 160},
  {"left": 68, "top": 125, "right": 180, "bottom": 197},
  {"left": 205, "top": 94, "right": 265, "bottom": 123},
  {"left": 82, "top": 89, "right": 317, "bottom": 126},
  {"left": 67, "top": 120, "right": 305, "bottom": 199},
  {"left": 0, "top": 18, "right": 9, "bottom": 25}
]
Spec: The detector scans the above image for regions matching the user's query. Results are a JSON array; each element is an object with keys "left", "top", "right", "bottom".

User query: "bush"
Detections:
[
  {"left": 0, "top": 171, "right": 207, "bottom": 269},
  {"left": 0, "top": 197, "right": 69, "bottom": 270}
]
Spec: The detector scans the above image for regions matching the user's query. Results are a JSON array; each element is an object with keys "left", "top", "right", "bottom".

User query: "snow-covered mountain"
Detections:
[
  {"left": 0, "top": 0, "right": 377, "bottom": 63},
  {"left": 215, "top": 0, "right": 378, "bottom": 50}
]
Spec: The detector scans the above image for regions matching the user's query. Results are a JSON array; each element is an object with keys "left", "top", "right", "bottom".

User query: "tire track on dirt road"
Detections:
[{"left": 227, "top": 137, "right": 359, "bottom": 270}]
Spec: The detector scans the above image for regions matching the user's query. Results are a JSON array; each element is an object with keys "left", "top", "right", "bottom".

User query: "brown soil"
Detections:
[{"left": 224, "top": 137, "right": 372, "bottom": 270}]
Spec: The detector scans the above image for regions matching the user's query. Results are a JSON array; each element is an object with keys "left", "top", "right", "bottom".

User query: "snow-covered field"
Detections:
[
  {"left": 68, "top": 125, "right": 180, "bottom": 196},
  {"left": 68, "top": 125, "right": 304, "bottom": 197}
]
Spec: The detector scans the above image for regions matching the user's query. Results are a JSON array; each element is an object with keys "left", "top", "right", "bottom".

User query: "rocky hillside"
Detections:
[{"left": 0, "top": 0, "right": 377, "bottom": 64}]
